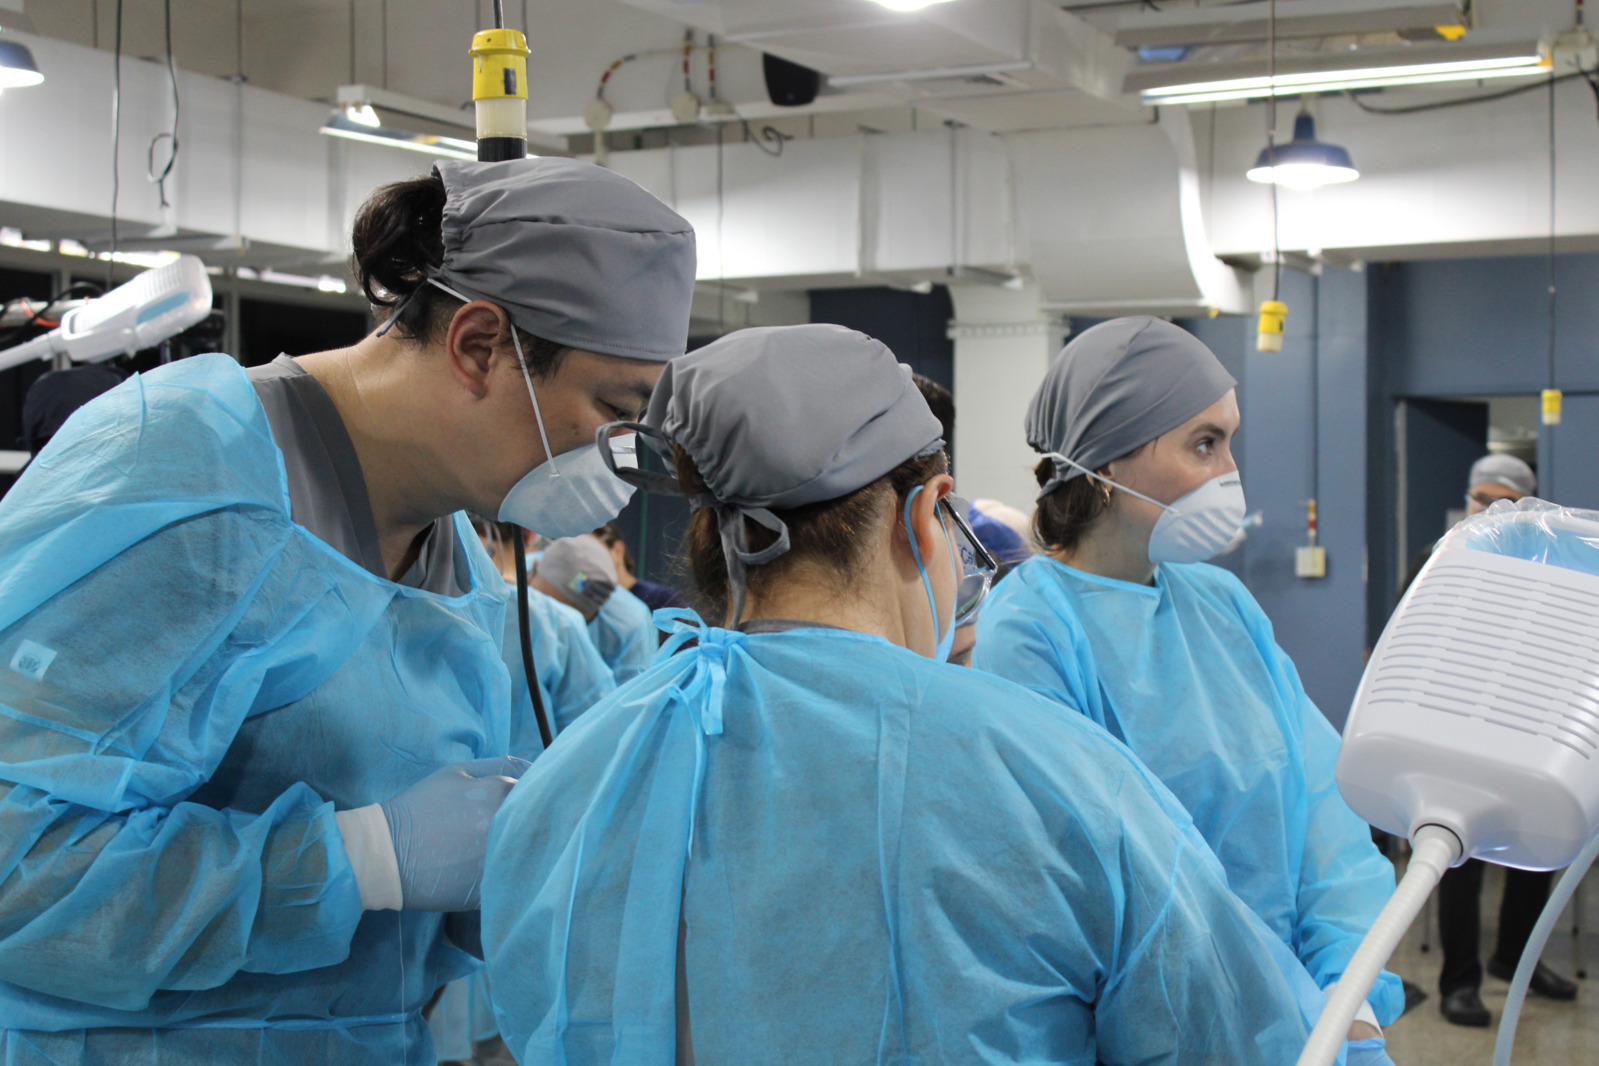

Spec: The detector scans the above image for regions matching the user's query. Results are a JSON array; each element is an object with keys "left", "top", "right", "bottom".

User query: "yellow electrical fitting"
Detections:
[
  {"left": 1435, "top": 24, "right": 1468, "bottom": 41},
  {"left": 1256, "top": 300, "right": 1288, "bottom": 353},
  {"left": 1543, "top": 388, "right": 1564, "bottom": 426},
  {"left": 471, "top": 28, "right": 530, "bottom": 102}
]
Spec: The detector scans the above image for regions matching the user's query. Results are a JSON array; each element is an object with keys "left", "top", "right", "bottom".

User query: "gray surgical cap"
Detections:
[
  {"left": 644, "top": 324, "right": 944, "bottom": 621},
  {"left": 1469, "top": 454, "right": 1536, "bottom": 497},
  {"left": 1027, "top": 316, "right": 1236, "bottom": 498},
  {"left": 430, "top": 158, "right": 696, "bottom": 361},
  {"left": 538, "top": 535, "right": 618, "bottom": 616}
]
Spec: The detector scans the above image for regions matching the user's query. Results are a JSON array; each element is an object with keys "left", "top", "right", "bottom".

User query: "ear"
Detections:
[
  {"left": 901, "top": 473, "right": 956, "bottom": 565},
  {"left": 443, "top": 302, "right": 513, "bottom": 399}
]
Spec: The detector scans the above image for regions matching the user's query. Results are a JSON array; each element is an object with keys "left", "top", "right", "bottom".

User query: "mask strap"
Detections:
[
  {"left": 1042, "top": 452, "right": 1173, "bottom": 514},
  {"left": 510, "top": 328, "right": 560, "bottom": 480},
  {"left": 903, "top": 486, "right": 956, "bottom": 657}
]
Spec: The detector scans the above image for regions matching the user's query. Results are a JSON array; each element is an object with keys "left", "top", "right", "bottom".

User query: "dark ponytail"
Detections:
[
  {"left": 349, "top": 173, "right": 567, "bottom": 377},
  {"left": 1032, "top": 458, "right": 1113, "bottom": 553}
]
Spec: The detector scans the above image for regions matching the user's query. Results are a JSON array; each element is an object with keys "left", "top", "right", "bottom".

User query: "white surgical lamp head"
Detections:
[{"left": 1339, "top": 500, "right": 1599, "bottom": 872}]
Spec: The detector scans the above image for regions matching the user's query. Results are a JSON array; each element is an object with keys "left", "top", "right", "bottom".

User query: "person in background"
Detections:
[
  {"left": 595, "top": 521, "right": 690, "bottom": 613},
  {"left": 0, "top": 157, "right": 695, "bottom": 1064},
  {"left": 974, "top": 317, "right": 1400, "bottom": 1065},
  {"left": 1416, "top": 454, "right": 1577, "bottom": 1027},
  {"left": 482, "top": 323, "right": 1349, "bottom": 1066},
  {"left": 530, "top": 535, "right": 618, "bottom": 622},
  {"left": 433, "top": 524, "right": 618, "bottom": 1066},
  {"left": 912, "top": 373, "right": 1033, "bottom": 568},
  {"left": 1, "top": 365, "right": 124, "bottom": 496},
  {"left": 478, "top": 522, "right": 617, "bottom": 750}
]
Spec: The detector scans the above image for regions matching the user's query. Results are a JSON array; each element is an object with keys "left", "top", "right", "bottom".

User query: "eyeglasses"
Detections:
[
  {"left": 597, "top": 421, "right": 680, "bottom": 495},
  {"left": 941, "top": 493, "right": 999, "bottom": 627}
]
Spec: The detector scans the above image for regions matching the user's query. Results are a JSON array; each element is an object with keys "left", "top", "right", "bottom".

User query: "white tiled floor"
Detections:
[{"left": 1382, "top": 856, "right": 1599, "bottom": 1065}]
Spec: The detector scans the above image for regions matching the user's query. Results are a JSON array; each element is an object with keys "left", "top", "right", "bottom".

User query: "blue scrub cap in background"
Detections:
[
  {"left": 638, "top": 324, "right": 944, "bottom": 622},
  {"left": 427, "top": 157, "right": 697, "bottom": 362},
  {"left": 1026, "top": 316, "right": 1236, "bottom": 499}
]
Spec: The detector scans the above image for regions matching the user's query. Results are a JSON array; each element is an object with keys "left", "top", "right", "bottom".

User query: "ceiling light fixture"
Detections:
[
  {"left": 0, "top": 39, "right": 44, "bottom": 88},
  {"left": 319, "top": 104, "right": 479, "bottom": 160},
  {"left": 1247, "top": 110, "right": 1359, "bottom": 190},
  {"left": 1127, "top": 33, "right": 1549, "bottom": 105},
  {"left": 867, "top": 0, "right": 960, "bottom": 12}
]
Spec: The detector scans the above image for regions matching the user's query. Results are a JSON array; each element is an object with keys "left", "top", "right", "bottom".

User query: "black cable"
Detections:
[
  {"left": 0, "top": 283, "right": 106, "bottom": 350},
  {"left": 742, "top": 121, "right": 789, "bottom": 157},
  {"left": 492, "top": 0, "right": 505, "bottom": 29},
  {"left": 107, "top": 0, "right": 123, "bottom": 290},
  {"left": 513, "top": 533, "right": 554, "bottom": 749},
  {"left": 1344, "top": 69, "right": 1594, "bottom": 115},
  {"left": 146, "top": 0, "right": 180, "bottom": 210},
  {"left": 1267, "top": 0, "right": 1280, "bottom": 301},
  {"left": 1547, "top": 68, "right": 1557, "bottom": 389}
]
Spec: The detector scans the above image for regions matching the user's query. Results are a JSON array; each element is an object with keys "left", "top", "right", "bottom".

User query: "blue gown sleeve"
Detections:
[
  {"left": 0, "top": 362, "right": 368, "bottom": 1013},
  {"left": 1049, "top": 735, "right": 1335, "bottom": 1065},
  {"left": 0, "top": 511, "right": 363, "bottom": 1012},
  {"left": 1243, "top": 593, "right": 1404, "bottom": 1027}
]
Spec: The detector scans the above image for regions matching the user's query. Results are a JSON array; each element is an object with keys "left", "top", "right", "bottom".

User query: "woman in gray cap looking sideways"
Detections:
[
  {"left": 483, "top": 322, "right": 1350, "bottom": 1066},
  {"left": 0, "top": 158, "right": 694, "bottom": 1064},
  {"left": 975, "top": 316, "right": 1401, "bottom": 1065}
]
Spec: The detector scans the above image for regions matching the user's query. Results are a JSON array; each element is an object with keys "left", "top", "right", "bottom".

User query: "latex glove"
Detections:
[
  {"left": 383, "top": 756, "right": 529, "bottom": 910},
  {"left": 344, "top": 756, "right": 527, "bottom": 911},
  {"left": 1346, "top": 1038, "right": 1395, "bottom": 1066}
]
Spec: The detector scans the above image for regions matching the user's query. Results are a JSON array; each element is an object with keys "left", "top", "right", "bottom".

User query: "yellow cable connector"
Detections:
[
  {"left": 472, "top": 28, "right": 530, "bottom": 102},
  {"left": 1543, "top": 388, "right": 1564, "bottom": 426},
  {"left": 1256, "top": 300, "right": 1288, "bottom": 353}
]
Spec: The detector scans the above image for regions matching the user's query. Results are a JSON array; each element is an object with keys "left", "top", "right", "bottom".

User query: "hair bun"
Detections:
[{"left": 349, "top": 174, "right": 448, "bottom": 308}]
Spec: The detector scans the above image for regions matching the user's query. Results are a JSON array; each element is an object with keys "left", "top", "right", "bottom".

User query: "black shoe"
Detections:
[
  {"left": 1402, "top": 978, "right": 1429, "bottom": 1015},
  {"left": 1441, "top": 987, "right": 1492, "bottom": 1027},
  {"left": 1487, "top": 956, "right": 1579, "bottom": 1000}
]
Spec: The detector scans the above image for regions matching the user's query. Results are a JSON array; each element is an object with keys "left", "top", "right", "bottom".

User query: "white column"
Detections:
[{"left": 946, "top": 282, "right": 1061, "bottom": 514}]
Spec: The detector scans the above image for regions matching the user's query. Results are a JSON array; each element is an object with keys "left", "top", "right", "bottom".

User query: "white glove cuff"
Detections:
[
  {"left": 335, "top": 803, "right": 404, "bottom": 911},
  {"left": 1354, "top": 1000, "right": 1379, "bottom": 1031}
]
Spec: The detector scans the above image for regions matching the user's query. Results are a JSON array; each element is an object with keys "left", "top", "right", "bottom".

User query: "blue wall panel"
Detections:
[{"left": 1183, "top": 264, "right": 1370, "bottom": 729}]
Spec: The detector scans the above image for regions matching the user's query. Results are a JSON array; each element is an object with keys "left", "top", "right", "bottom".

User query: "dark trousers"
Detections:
[{"left": 1437, "top": 859, "right": 1556, "bottom": 995}]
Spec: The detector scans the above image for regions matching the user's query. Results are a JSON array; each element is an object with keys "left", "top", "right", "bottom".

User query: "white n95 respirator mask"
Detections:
[
  {"left": 1145, "top": 472, "right": 1246, "bottom": 564},
  {"left": 1043, "top": 453, "right": 1246, "bottom": 565},
  {"left": 497, "top": 330, "right": 637, "bottom": 539}
]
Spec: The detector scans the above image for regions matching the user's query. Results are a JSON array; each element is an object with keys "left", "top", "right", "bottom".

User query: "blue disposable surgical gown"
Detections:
[
  {"left": 505, "top": 588, "right": 617, "bottom": 751},
  {"left": 430, "top": 589, "right": 617, "bottom": 1061},
  {"left": 974, "top": 555, "right": 1404, "bottom": 1025},
  {"left": 587, "top": 586, "right": 655, "bottom": 683},
  {"left": 483, "top": 615, "right": 1337, "bottom": 1065},
  {"left": 0, "top": 355, "right": 512, "bottom": 1064}
]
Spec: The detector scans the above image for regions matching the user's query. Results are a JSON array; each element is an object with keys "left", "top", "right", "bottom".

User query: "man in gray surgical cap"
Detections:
[
  {"left": 976, "top": 316, "right": 1404, "bottom": 1065},
  {"left": 483, "top": 322, "right": 1339, "bottom": 1066},
  {"left": 0, "top": 155, "right": 695, "bottom": 1064}
]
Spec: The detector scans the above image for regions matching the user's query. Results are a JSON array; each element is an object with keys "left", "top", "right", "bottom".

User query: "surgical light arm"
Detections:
[
  {"left": 0, "top": 254, "right": 213, "bottom": 373},
  {"left": 1299, "top": 503, "right": 1599, "bottom": 1066}
]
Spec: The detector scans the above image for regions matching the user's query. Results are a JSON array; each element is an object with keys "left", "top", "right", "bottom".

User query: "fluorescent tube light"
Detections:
[
  {"left": 319, "top": 108, "right": 479, "bottom": 160},
  {"left": 868, "top": 0, "right": 959, "bottom": 11}
]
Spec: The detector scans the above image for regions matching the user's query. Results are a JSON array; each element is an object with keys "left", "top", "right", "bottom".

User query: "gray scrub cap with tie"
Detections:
[
  {"left": 640, "top": 323, "right": 944, "bottom": 622},
  {"left": 385, "top": 157, "right": 697, "bottom": 361},
  {"left": 1027, "top": 316, "right": 1236, "bottom": 499}
]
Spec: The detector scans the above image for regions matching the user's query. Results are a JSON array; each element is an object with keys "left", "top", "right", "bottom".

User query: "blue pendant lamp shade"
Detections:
[
  {"left": 1247, "top": 111, "right": 1358, "bottom": 191},
  {"left": 0, "top": 39, "right": 44, "bottom": 88}
]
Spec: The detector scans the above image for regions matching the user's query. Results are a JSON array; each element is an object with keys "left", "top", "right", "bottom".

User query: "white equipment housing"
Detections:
[
  {"left": 1339, "top": 506, "right": 1599, "bottom": 871},
  {"left": 0, "top": 255, "right": 213, "bottom": 373}
]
